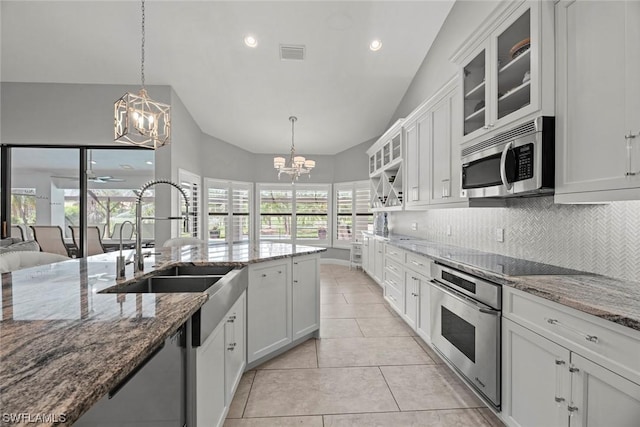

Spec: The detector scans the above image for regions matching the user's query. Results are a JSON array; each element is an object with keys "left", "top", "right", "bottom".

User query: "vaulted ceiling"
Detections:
[{"left": 1, "top": 1, "right": 454, "bottom": 155}]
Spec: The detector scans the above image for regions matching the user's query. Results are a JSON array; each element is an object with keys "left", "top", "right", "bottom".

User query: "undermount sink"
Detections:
[
  {"left": 158, "top": 265, "right": 235, "bottom": 276},
  {"left": 101, "top": 275, "right": 225, "bottom": 294}
]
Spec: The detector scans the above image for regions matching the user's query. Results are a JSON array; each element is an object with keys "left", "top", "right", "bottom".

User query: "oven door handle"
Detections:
[
  {"left": 430, "top": 279, "right": 500, "bottom": 315},
  {"left": 500, "top": 141, "right": 514, "bottom": 191}
]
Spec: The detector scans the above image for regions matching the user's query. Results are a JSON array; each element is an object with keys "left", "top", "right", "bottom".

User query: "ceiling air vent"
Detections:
[{"left": 280, "top": 44, "right": 305, "bottom": 61}]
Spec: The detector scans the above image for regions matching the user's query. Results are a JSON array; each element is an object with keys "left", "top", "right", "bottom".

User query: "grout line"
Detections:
[
  {"left": 378, "top": 366, "right": 402, "bottom": 412},
  {"left": 354, "top": 318, "right": 366, "bottom": 337},
  {"left": 240, "top": 370, "right": 257, "bottom": 419},
  {"left": 314, "top": 337, "right": 320, "bottom": 368}
]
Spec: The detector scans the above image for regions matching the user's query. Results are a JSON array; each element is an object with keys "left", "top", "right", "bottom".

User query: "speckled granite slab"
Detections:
[
  {"left": 373, "top": 233, "right": 640, "bottom": 333},
  {"left": 0, "top": 242, "right": 325, "bottom": 426}
]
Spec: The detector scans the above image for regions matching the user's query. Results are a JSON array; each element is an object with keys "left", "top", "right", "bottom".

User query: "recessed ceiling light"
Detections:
[
  {"left": 146, "top": 161, "right": 153, "bottom": 165},
  {"left": 120, "top": 164, "right": 134, "bottom": 170},
  {"left": 244, "top": 35, "right": 258, "bottom": 48},
  {"left": 369, "top": 39, "right": 383, "bottom": 52}
]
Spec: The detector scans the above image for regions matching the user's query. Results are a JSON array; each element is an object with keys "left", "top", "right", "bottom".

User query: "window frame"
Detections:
[
  {"left": 204, "top": 178, "right": 254, "bottom": 245},
  {"left": 333, "top": 180, "right": 372, "bottom": 249}
]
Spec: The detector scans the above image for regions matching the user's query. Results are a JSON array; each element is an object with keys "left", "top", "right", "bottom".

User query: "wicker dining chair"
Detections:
[{"left": 69, "top": 226, "right": 106, "bottom": 257}]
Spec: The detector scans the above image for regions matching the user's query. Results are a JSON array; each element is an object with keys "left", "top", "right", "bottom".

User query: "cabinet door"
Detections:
[
  {"left": 569, "top": 353, "right": 640, "bottom": 427},
  {"left": 462, "top": 43, "right": 490, "bottom": 141},
  {"left": 373, "top": 239, "right": 384, "bottom": 284},
  {"left": 430, "top": 96, "right": 452, "bottom": 205},
  {"left": 416, "top": 278, "right": 431, "bottom": 343},
  {"left": 555, "top": 0, "right": 639, "bottom": 197},
  {"left": 362, "top": 236, "right": 370, "bottom": 273},
  {"left": 224, "top": 292, "right": 246, "bottom": 404},
  {"left": 628, "top": 1, "right": 640, "bottom": 137},
  {"left": 403, "top": 272, "right": 418, "bottom": 330},
  {"left": 197, "top": 322, "right": 226, "bottom": 427},
  {"left": 247, "top": 260, "right": 292, "bottom": 363},
  {"left": 502, "top": 318, "right": 571, "bottom": 427},
  {"left": 405, "top": 113, "right": 431, "bottom": 206},
  {"left": 293, "top": 255, "right": 320, "bottom": 340}
]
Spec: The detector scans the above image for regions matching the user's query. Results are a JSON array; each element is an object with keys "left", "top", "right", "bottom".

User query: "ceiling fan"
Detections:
[{"left": 51, "top": 150, "right": 126, "bottom": 183}]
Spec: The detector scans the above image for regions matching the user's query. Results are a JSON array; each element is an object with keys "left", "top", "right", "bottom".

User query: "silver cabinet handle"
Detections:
[
  {"left": 555, "top": 359, "right": 566, "bottom": 407},
  {"left": 294, "top": 280, "right": 298, "bottom": 283},
  {"left": 227, "top": 342, "right": 236, "bottom": 351},
  {"left": 625, "top": 132, "right": 638, "bottom": 176},
  {"left": 262, "top": 273, "right": 267, "bottom": 277},
  {"left": 410, "top": 260, "right": 424, "bottom": 267},
  {"left": 411, "top": 292, "right": 418, "bottom": 297},
  {"left": 568, "top": 405, "right": 578, "bottom": 417},
  {"left": 545, "top": 318, "right": 598, "bottom": 343}
]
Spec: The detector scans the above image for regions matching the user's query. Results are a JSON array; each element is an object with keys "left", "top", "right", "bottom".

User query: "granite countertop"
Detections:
[
  {"left": 0, "top": 242, "right": 326, "bottom": 426},
  {"left": 374, "top": 233, "right": 640, "bottom": 333}
]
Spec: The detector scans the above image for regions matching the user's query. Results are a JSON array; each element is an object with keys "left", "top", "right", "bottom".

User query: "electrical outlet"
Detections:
[
  {"left": 446, "top": 224, "right": 451, "bottom": 236},
  {"left": 496, "top": 228, "right": 504, "bottom": 243},
  {"left": 411, "top": 222, "right": 418, "bottom": 231}
]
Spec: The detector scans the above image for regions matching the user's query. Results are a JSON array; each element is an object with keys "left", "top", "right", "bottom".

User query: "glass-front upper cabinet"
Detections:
[{"left": 454, "top": 1, "right": 554, "bottom": 144}]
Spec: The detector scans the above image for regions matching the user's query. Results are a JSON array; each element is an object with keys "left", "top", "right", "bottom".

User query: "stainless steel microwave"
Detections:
[{"left": 460, "top": 116, "right": 554, "bottom": 198}]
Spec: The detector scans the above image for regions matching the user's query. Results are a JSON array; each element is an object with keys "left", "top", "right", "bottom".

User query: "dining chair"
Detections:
[
  {"left": 69, "top": 226, "right": 106, "bottom": 257},
  {"left": 162, "top": 237, "right": 205, "bottom": 247},
  {"left": 29, "top": 225, "right": 70, "bottom": 257}
]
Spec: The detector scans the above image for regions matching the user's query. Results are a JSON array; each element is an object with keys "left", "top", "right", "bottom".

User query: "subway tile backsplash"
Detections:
[{"left": 388, "top": 196, "right": 640, "bottom": 282}]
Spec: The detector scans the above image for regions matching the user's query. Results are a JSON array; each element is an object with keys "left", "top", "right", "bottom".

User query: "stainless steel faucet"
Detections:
[
  {"left": 134, "top": 179, "right": 190, "bottom": 273},
  {"left": 116, "top": 220, "right": 135, "bottom": 280}
]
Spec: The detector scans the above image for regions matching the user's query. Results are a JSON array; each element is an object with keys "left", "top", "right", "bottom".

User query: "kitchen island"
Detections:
[{"left": 0, "top": 242, "right": 325, "bottom": 426}]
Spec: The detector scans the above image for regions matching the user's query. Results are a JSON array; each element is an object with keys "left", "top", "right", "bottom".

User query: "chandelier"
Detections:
[
  {"left": 114, "top": 0, "right": 171, "bottom": 149},
  {"left": 274, "top": 116, "right": 316, "bottom": 181}
]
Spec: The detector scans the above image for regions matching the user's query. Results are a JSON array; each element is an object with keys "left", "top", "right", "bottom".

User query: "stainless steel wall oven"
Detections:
[{"left": 430, "top": 262, "right": 502, "bottom": 409}]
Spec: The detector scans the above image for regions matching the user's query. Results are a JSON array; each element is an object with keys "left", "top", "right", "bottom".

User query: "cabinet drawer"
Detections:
[
  {"left": 384, "top": 268, "right": 402, "bottom": 293},
  {"left": 405, "top": 252, "right": 431, "bottom": 274},
  {"left": 385, "top": 245, "right": 404, "bottom": 263},
  {"left": 384, "top": 283, "right": 402, "bottom": 314},
  {"left": 504, "top": 287, "right": 640, "bottom": 385},
  {"left": 385, "top": 258, "right": 403, "bottom": 277}
]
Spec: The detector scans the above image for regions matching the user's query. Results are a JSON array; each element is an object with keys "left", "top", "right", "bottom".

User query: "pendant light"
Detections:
[
  {"left": 274, "top": 116, "right": 315, "bottom": 181},
  {"left": 114, "top": 0, "right": 171, "bottom": 149}
]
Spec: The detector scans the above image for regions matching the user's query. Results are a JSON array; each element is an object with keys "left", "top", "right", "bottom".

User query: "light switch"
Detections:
[
  {"left": 496, "top": 228, "right": 504, "bottom": 243},
  {"left": 411, "top": 222, "right": 418, "bottom": 231}
]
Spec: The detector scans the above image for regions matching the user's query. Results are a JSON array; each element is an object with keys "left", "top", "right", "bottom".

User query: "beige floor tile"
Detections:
[
  {"left": 343, "top": 292, "right": 385, "bottom": 304},
  {"left": 324, "top": 409, "right": 495, "bottom": 427},
  {"left": 257, "top": 339, "right": 318, "bottom": 370},
  {"left": 317, "top": 337, "right": 434, "bottom": 367},
  {"left": 367, "top": 284, "right": 383, "bottom": 295},
  {"left": 321, "top": 294, "right": 348, "bottom": 305},
  {"left": 335, "top": 278, "right": 374, "bottom": 287},
  {"left": 380, "top": 365, "right": 483, "bottom": 411},
  {"left": 321, "top": 278, "right": 338, "bottom": 287},
  {"left": 321, "top": 286, "right": 345, "bottom": 295},
  {"left": 319, "top": 319, "right": 364, "bottom": 338},
  {"left": 333, "top": 284, "right": 374, "bottom": 294},
  {"left": 244, "top": 367, "right": 399, "bottom": 417},
  {"left": 477, "top": 407, "right": 506, "bottom": 426},
  {"left": 320, "top": 303, "right": 394, "bottom": 319},
  {"left": 224, "top": 416, "right": 323, "bottom": 427},
  {"left": 356, "top": 317, "right": 416, "bottom": 337},
  {"left": 412, "top": 336, "right": 445, "bottom": 363},
  {"left": 227, "top": 370, "right": 256, "bottom": 418}
]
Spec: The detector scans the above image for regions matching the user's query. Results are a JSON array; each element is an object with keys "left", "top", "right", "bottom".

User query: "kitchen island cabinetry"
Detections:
[
  {"left": 555, "top": 0, "right": 640, "bottom": 203},
  {"left": 247, "top": 253, "right": 321, "bottom": 366},
  {"left": 247, "top": 259, "right": 292, "bottom": 363},
  {"left": 502, "top": 286, "right": 640, "bottom": 427}
]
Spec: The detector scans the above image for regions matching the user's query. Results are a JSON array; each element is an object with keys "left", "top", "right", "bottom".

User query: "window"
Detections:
[
  {"left": 205, "top": 179, "right": 252, "bottom": 244},
  {"left": 258, "top": 183, "right": 331, "bottom": 245},
  {"left": 179, "top": 169, "right": 201, "bottom": 239},
  {"left": 334, "top": 181, "right": 372, "bottom": 248}
]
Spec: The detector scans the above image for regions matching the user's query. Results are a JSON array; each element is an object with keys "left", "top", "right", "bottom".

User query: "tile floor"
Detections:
[{"left": 224, "top": 264, "right": 505, "bottom": 427}]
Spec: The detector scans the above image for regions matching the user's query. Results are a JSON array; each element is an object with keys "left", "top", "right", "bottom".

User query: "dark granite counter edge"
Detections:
[{"left": 381, "top": 237, "right": 640, "bottom": 333}]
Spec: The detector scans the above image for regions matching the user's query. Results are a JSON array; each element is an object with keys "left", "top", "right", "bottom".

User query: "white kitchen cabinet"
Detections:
[
  {"left": 247, "top": 259, "right": 292, "bottom": 363},
  {"left": 417, "top": 279, "right": 432, "bottom": 343},
  {"left": 403, "top": 272, "right": 420, "bottom": 330},
  {"left": 555, "top": 0, "right": 640, "bottom": 203},
  {"left": 292, "top": 255, "right": 320, "bottom": 340},
  {"left": 367, "top": 119, "right": 405, "bottom": 211},
  {"left": 404, "top": 112, "right": 430, "bottom": 207},
  {"left": 452, "top": 0, "right": 554, "bottom": 144},
  {"left": 569, "top": 353, "right": 640, "bottom": 427},
  {"left": 224, "top": 292, "right": 246, "bottom": 404},
  {"left": 362, "top": 234, "right": 371, "bottom": 273},
  {"left": 502, "top": 317, "right": 571, "bottom": 427},
  {"left": 502, "top": 287, "right": 640, "bottom": 427},
  {"left": 373, "top": 237, "right": 385, "bottom": 284},
  {"left": 197, "top": 319, "right": 227, "bottom": 427}
]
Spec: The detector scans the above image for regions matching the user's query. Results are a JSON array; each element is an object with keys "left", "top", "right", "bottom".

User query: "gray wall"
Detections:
[{"left": 389, "top": 0, "right": 500, "bottom": 125}]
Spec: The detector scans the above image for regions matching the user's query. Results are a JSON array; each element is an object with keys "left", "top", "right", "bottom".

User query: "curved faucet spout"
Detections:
[{"left": 135, "top": 179, "right": 190, "bottom": 273}]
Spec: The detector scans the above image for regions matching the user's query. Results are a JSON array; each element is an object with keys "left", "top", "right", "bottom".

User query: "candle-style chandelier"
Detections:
[
  {"left": 114, "top": 0, "right": 171, "bottom": 149},
  {"left": 273, "top": 116, "right": 315, "bottom": 181}
]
